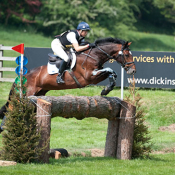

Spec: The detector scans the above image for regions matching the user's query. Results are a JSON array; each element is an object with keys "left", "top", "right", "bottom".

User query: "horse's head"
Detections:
[
  {"left": 94, "top": 38, "right": 136, "bottom": 75},
  {"left": 113, "top": 41, "right": 136, "bottom": 75}
]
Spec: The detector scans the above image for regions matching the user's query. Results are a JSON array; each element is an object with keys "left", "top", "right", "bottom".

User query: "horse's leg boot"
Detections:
[{"left": 56, "top": 60, "right": 67, "bottom": 84}]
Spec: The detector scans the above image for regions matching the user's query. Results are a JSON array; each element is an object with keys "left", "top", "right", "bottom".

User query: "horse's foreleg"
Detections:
[
  {"left": 92, "top": 67, "right": 117, "bottom": 77},
  {"left": 92, "top": 67, "right": 117, "bottom": 96},
  {"left": 100, "top": 74, "right": 116, "bottom": 96}
]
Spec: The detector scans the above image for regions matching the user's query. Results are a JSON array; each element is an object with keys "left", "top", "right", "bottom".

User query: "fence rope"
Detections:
[
  {"left": 30, "top": 97, "right": 52, "bottom": 117},
  {"left": 114, "top": 98, "right": 136, "bottom": 119}
]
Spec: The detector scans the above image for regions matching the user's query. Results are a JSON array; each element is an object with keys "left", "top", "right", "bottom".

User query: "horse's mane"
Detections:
[{"left": 95, "top": 37, "right": 126, "bottom": 46}]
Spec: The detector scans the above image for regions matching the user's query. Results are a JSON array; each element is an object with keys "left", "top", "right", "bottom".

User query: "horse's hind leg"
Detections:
[
  {"left": 35, "top": 89, "right": 49, "bottom": 96},
  {"left": 26, "top": 86, "right": 48, "bottom": 96},
  {"left": 0, "top": 104, "right": 7, "bottom": 119},
  {"left": 0, "top": 82, "right": 16, "bottom": 119}
]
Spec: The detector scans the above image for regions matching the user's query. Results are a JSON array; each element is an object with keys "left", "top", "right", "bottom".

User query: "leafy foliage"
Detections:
[
  {"left": 34, "top": 0, "right": 137, "bottom": 40},
  {"left": 125, "top": 78, "right": 152, "bottom": 159},
  {"left": 0, "top": 0, "right": 42, "bottom": 25},
  {"left": 130, "top": 0, "right": 175, "bottom": 35},
  {"left": 1, "top": 0, "right": 175, "bottom": 40},
  {"left": 0, "top": 88, "right": 43, "bottom": 163},
  {"left": 153, "top": 0, "right": 175, "bottom": 24}
]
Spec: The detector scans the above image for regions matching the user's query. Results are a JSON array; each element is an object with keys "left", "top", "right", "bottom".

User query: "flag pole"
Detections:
[
  {"left": 20, "top": 44, "right": 24, "bottom": 98},
  {"left": 12, "top": 43, "right": 24, "bottom": 98}
]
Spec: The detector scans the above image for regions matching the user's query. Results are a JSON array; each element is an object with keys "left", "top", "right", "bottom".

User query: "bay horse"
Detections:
[{"left": 0, "top": 37, "right": 136, "bottom": 120}]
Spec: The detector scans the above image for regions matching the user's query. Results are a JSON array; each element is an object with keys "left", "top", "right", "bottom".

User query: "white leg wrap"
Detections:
[{"left": 92, "top": 67, "right": 114, "bottom": 76}]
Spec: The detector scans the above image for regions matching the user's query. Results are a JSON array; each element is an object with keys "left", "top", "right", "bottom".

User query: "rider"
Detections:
[{"left": 51, "top": 21, "right": 96, "bottom": 84}]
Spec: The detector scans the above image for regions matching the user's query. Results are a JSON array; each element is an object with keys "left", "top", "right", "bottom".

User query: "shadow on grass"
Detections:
[
  {"left": 49, "top": 156, "right": 114, "bottom": 165},
  {"left": 48, "top": 153, "right": 174, "bottom": 165}
]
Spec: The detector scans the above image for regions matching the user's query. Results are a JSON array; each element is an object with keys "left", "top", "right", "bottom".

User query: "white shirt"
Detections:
[{"left": 66, "top": 32, "right": 78, "bottom": 44}]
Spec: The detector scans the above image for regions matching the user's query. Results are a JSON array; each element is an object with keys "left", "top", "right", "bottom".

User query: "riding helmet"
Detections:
[{"left": 77, "top": 22, "right": 91, "bottom": 30}]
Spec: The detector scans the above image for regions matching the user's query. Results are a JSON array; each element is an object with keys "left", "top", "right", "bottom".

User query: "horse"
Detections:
[{"left": 0, "top": 37, "right": 136, "bottom": 120}]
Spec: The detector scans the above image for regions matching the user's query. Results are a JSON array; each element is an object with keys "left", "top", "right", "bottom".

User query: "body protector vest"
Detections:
[{"left": 56, "top": 30, "right": 85, "bottom": 49}]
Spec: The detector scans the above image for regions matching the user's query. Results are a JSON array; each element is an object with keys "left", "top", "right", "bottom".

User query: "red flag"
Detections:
[{"left": 12, "top": 43, "right": 24, "bottom": 54}]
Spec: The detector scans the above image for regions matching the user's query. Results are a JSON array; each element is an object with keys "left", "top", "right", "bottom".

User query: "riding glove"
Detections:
[{"left": 89, "top": 43, "right": 96, "bottom": 48}]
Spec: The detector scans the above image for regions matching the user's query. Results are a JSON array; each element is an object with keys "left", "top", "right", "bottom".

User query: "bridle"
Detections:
[
  {"left": 117, "top": 47, "right": 135, "bottom": 71},
  {"left": 81, "top": 43, "right": 135, "bottom": 71}
]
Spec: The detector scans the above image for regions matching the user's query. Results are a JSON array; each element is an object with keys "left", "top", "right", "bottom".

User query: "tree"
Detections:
[
  {"left": 0, "top": 0, "right": 42, "bottom": 25},
  {"left": 39, "top": 0, "right": 137, "bottom": 41},
  {"left": 125, "top": 80, "right": 152, "bottom": 159},
  {"left": 129, "top": 0, "right": 175, "bottom": 35},
  {"left": 0, "top": 90, "right": 44, "bottom": 163},
  {"left": 153, "top": 0, "right": 175, "bottom": 23}
]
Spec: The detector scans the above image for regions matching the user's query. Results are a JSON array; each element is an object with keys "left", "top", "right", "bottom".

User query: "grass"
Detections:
[
  {"left": 0, "top": 83, "right": 175, "bottom": 152},
  {"left": 0, "top": 154, "right": 175, "bottom": 175},
  {"left": 129, "top": 31, "right": 175, "bottom": 51},
  {"left": 0, "top": 25, "right": 175, "bottom": 52}
]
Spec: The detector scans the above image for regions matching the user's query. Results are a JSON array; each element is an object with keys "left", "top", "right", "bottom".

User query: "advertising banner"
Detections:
[{"left": 25, "top": 48, "right": 175, "bottom": 89}]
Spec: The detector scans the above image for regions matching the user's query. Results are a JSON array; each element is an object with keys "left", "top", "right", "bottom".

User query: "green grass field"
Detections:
[
  {"left": 0, "top": 27, "right": 175, "bottom": 174},
  {"left": 0, "top": 154, "right": 175, "bottom": 175},
  {"left": 0, "top": 83, "right": 175, "bottom": 174}
]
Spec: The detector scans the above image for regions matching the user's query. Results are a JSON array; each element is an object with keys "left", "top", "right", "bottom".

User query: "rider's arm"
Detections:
[
  {"left": 67, "top": 32, "right": 89, "bottom": 52},
  {"left": 72, "top": 43, "right": 89, "bottom": 52}
]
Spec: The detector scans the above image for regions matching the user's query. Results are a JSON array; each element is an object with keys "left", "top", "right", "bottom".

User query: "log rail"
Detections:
[{"left": 29, "top": 95, "right": 136, "bottom": 163}]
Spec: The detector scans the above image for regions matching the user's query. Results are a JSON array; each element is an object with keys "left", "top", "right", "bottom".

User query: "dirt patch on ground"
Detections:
[
  {"left": 159, "top": 124, "right": 175, "bottom": 132},
  {"left": 0, "top": 160, "right": 17, "bottom": 166},
  {"left": 68, "top": 148, "right": 105, "bottom": 157},
  {"left": 152, "top": 147, "right": 175, "bottom": 154},
  {"left": 89, "top": 149, "right": 104, "bottom": 157}
]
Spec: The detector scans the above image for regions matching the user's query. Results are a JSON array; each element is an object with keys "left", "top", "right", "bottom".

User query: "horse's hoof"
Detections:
[
  {"left": 101, "top": 85, "right": 114, "bottom": 96},
  {"left": 101, "top": 90, "right": 108, "bottom": 96},
  {"left": 101, "top": 87, "right": 110, "bottom": 96}
]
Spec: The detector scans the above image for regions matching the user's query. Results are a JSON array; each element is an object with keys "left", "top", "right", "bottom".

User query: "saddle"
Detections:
[
  {"left": 48, "top": 53, "right": 72, "bottom": 69},
  {"left": 47, "top": 52, "right": 82, "bottom": 87}
]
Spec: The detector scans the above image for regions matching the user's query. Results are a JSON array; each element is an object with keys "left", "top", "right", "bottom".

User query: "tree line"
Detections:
[{"left": 0, "top": 0, "right": 174, "bottom": 41}]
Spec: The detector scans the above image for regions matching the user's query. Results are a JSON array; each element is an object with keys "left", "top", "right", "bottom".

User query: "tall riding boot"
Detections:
[{"left": 56, "top": 60, "right": 67, "bottom": 84}]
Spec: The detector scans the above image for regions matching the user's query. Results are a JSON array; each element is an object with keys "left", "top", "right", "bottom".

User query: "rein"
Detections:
[
  {"left": 80, "top": 43, "right": 135, "bottom": 71},
  {"left": 80, "top": 45, "right": 114, "bottom": 67}
]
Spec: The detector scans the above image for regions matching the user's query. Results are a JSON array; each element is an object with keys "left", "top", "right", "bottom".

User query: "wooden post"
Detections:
[
  {"left": 116, "top": 101, "right": 136, "bottom": 160},
  {"left": 36, "top": 98, "right": 52, "bottom": 163},
  {"left": 104, "top": 120, "right": 119, "bottom": 157},
  {"left": 0, "top": 44, "right": 3, "bottom": 79}
]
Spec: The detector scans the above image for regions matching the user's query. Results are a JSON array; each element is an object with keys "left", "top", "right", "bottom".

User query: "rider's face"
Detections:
[{"left": 80, "top": 30, "right": 89, "bottom": 37}]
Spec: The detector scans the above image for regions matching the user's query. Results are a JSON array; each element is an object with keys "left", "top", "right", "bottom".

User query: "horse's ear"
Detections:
[
  {"left": 125, "top": 41, "right": 128, "bottom": 46},
  {"left": 123, "top": 41, "right": 128, "bottom": 49},
  {"left": 128, "top": 42, "right": 132, "bottom": 46}
]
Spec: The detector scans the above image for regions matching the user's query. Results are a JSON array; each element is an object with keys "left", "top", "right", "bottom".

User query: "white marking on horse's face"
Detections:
[
  {"left": 118, "top": 51, "right": 123, "bottom": 55},
  {"left": 129, "top": 51, "right": 132, "bottom": 55}
]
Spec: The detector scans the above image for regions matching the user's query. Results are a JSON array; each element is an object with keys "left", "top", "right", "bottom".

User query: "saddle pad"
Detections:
[{"left": 47, "top": 62, "right": 59, "bottom": 75}]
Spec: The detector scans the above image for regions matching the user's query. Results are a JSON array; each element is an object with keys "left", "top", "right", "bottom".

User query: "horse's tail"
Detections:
[{"left": 0, "top": 82, "right": 16, "bottom": 119}]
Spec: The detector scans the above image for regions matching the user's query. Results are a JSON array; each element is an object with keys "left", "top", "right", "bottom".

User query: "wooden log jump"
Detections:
[
  {"left": 29, "top": 95, "right": 136, "bottom": 163},
  {"left": 30, "top": 95, "right": 121, "bottom": 120}
]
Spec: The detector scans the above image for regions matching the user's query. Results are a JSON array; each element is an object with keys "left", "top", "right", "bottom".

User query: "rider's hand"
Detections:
[{"left": 89, "top": 43, "right": 96, "bottom": 48}]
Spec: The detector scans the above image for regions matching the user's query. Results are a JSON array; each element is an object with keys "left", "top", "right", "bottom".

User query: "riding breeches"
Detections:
[{"left": 51, "top": 38, "right": 74, "bottom": 62}]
